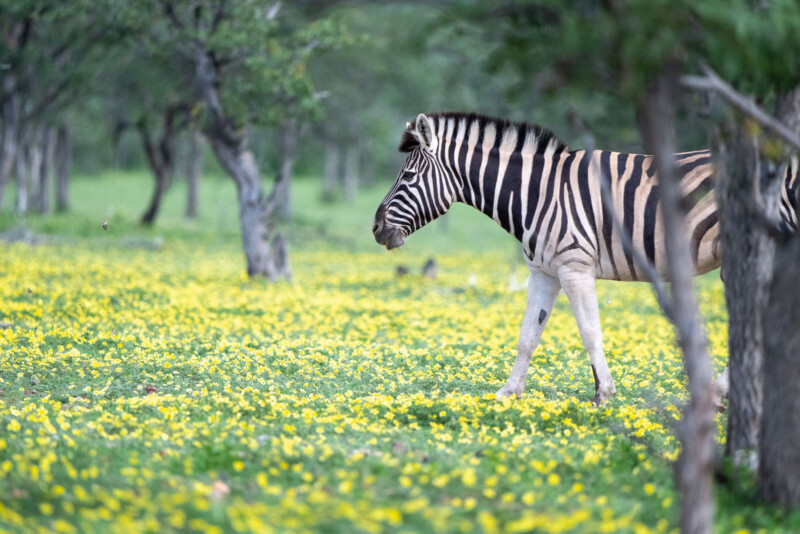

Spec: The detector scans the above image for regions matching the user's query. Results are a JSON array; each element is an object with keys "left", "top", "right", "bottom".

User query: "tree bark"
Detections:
[
  {"left": 139, "top": 108, "right": 178, "bottom": 225},
  {"left": 208, "top": 137, "right": 289, "bottom": 279},
  {"left": 0, "top": 84, "right": 20, "bottom": 210},
  {"left": 639, "top": 66, "right": 716, "bottom": 534},
  {"left": 322, "top": 139, "right": 340, "bottom": 203},
  {"left": 186, "top": 128, "right": 203, "bottom": 219},
  {"left": 111, "top": 117, "right": 128, "bottom": 169},
  {"left": 15, "top": 138, "right": 28, "bottom": 213},
  {"left": 27, "top": 127, "right": 44, "bottom": 213},
  {"left": 141, "top": 169, "right": 170, "bottom": 225},
  {"left": 758, "top": 88, "right": 800, "bottom": 507},
  {"left": 55, "top": 125, "right": 71, "bottom": 212},
  {"left": 713, "top": 87, "right": 800, "bottom": 466},
  {"left": 194, "top": 44, "right": 290, "bottom": 280},
  {"left": 38, "top": 127, "right": 55, "bottom": 214},
  {"left": 715, "top": 127, "right": 776, "bottom": 462},
  {"left": 759, "top": 229, "right": 800, "bottom": 506}
]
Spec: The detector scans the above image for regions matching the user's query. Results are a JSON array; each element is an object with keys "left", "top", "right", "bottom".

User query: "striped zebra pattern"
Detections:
[{"left": 373, "top": 112, "right": 799, "bottom": 404}]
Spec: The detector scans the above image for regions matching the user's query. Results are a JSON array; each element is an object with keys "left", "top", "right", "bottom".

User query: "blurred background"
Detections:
[{"left": 0, "top": 0, "right": 797, "bottom": 272}]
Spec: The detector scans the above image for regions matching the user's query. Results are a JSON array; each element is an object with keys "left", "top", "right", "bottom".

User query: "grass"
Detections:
[
  {"left": 0, "top": 170, "right": 797, "bottom": 533},
  {"left": 0, "top": 170, "right": 521, "bottom": 256}
]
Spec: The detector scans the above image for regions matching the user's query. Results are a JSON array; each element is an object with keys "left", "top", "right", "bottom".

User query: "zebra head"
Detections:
[{"left": 373, "top": 113, "right": 456, "bottom": 250}]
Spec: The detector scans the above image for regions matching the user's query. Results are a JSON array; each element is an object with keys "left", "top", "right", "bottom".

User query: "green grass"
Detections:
[
  {"left": 0, "top": 170, "right": 520, "bottom": 257},
  {"left": 0, "top": 170, "right": 797, "bottom": 533}
]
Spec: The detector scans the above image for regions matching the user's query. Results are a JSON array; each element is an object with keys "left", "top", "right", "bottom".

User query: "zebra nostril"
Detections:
[{"left": 372, "top": 221, "right": 382, "bottom": 234}]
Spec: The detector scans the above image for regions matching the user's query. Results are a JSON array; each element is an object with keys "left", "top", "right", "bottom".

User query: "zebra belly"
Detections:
[{"left": 592, "top": 217, "right": 721, "bottom": 282}]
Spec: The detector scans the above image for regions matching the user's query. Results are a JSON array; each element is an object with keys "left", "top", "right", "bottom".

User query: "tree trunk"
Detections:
[
  {"left": 758, "top": 88, "right": 800, "bottom": 507},
  {"left": 35, "top": 127, "right": 54, "bottom": 214},
  {"left": 275, "top": 119, "right": 297, "bottom": 221},
  {"left": 207, "top": 137, "right": 289, "bottom": 279},
  {"left": 759, "top": 230, "right": 800, "bottom": 506},
  {"left": 27, "top": 127, "right": 44, "bottom": 213},
  {"left": 640, "top": 66, "right": 716, "bottom": 534},
  {"left": 0, "top": 84, "right": 20, "bottom": 210},
  {"left": 15, "top": 138, "right": 28, "bottom": 213},
  {"left": 716, "top": 127, "right": 776, "bottom": 463},
  {"left": 322, "top": 139, "right": 340, "bottom": 202},
  {"left": 55, "top": 125, "right": 71, "bottom": 212},
  {"left": 141, "top": 168, "right": 170, "bottom": 225},
  {"left": 111, "top": 117, "right": 128, "bottom": 169},
  {"left": 139, "top": 108, "right": 178, "bottom": 226},
  {"left": 344, "top": 140, "right": 360, "bottom": 203},
  {"left": 194, "top": 44, "right": 290, "bottom": 280},
  {"left": 714, "top": 87, "right": 800, "bottom": 466},
  {"left": 186, "top": 128, "right": 203, "bottom": 219}
]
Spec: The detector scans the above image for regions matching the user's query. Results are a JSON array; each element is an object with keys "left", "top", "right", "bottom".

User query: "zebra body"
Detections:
[{"left": 373, "top": 112, "right": 798, "bottom": 404}]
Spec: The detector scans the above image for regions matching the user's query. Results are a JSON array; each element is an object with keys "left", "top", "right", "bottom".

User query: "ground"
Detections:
[{"left": 0, "top": 171, "right": 797, "bottom": 533}]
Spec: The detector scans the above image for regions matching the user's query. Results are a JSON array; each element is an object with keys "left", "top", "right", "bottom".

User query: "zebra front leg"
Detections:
[
  {"left": 496, "top": 270, "right": 561, "bottom": 399},
  {"left": 713, "top": 367, "right": 729, "bottom": 411},
  {"left": 558, "top": 267, "right": 617, "bottom": 405}
]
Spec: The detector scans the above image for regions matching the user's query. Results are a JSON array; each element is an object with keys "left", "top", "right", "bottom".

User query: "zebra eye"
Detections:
[{"left": 401, "top": 170, "right": 416, "bottom": 181}]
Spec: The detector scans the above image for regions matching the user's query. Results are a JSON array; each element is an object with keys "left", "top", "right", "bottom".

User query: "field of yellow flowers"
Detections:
[{"left": 0, "top": 175, "right": 797, "bottom": 533}]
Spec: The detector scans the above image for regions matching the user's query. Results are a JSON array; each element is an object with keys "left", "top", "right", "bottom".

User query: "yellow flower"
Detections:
[
  {"left": 461, "top": 468, "right": 477, "bottom": 487},
  {"left": 338, "top": 480, "right": 354, "bottom": 494}
]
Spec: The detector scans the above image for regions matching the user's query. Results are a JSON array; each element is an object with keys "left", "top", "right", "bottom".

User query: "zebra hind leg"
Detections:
[
  {"left": 496, "top": 270, "right": 561, "bottom": 400},
  {"left": 557, "top": 267, "right": 617, "bottom": 405},
  {"left": 713, "top": 367, "right": 729, "bottom": 412}
]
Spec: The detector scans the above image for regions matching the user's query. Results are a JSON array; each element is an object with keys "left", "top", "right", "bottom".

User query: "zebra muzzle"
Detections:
[
  {"left": 373, "top": 221, "right": 405, "bottom": 250},
  {"left": 373, "top": 204, "right": 406, "bottom": 250}
]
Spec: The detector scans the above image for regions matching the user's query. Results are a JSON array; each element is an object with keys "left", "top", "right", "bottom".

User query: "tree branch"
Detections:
[
  {"left": 568, "top": 111, "right": 675, "bottom": 321},
  {"left": 211, "top": 0, "right": 228, "bottom": 33},
  {"left": 136, "top": 118, "right": 160, "bottom": 174},
  {"left": 162, "top": 1, "right": 186, "bottom": 30},
  {"left": 681, "top": 63, "right": 800, "bottom": 151},
  {"left": 194, "top": 44, "right": 240, "bottom": 147},
  {"left": 267, "top": 2, "right": 283, "bottom": 21}
]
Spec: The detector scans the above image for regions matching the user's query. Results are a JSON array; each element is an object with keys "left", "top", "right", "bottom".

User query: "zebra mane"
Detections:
[{"left": 399, "top": 112, "right": 569, "bottom": 155}]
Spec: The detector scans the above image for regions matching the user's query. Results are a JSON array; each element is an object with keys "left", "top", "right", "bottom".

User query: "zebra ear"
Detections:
[{"left": 414, "top": 113, "right": 437, "bottom": 153}]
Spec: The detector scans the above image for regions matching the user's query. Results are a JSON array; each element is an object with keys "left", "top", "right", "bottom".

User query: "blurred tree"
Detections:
[
  {"left": 0, "top": 1, "right": 113, "bottom": 213},
  {"left": 99, "top": 54, "right": 197, "bottom": 225},
  {"left": 54, "top": 125, "right": 70, "bottom": 212},
  {"left": 106, "top": 0, "right": 344, "bottom": 277},
  {"left": 185, "top": 127, "right": 203, "bottom": 219}
]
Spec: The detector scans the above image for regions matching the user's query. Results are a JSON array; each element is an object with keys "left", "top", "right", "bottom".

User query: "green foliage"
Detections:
[
  {"left": 0, "top": 0, "right": 119, "bottom": 120},
  {"left": 106, "top": 1, "right": 350, "bottom": 129},
  {"left": 445, "top": 0, "right": 800, "bottom": 99}
]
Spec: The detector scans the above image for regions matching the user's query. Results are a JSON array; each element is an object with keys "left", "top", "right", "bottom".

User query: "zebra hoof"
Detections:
[
  {"left": 591, "top": 394, "right": 606, "bottom": 406},
  {"left": 495, "top": 387, "right": 522, "bottom": 400},
  {"left": 591, "top": 385, "right": 616, "bottom": 406}
]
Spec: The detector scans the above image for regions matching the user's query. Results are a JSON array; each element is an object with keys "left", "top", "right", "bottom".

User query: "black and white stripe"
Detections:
[
  {"left": 373, "top": 112, "right": 798, "bottom": 404},
  {"left": 375, "top": 112, "right": 798, "bottom": 281}
]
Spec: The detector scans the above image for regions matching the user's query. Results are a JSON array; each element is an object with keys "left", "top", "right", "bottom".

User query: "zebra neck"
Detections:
[{"left": 458, "top": 148, "right": 550, "bottom": 242}]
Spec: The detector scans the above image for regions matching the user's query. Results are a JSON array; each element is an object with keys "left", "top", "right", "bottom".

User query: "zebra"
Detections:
[{"left": 372, "top": 112, "right": 799, "bottom": 405}]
